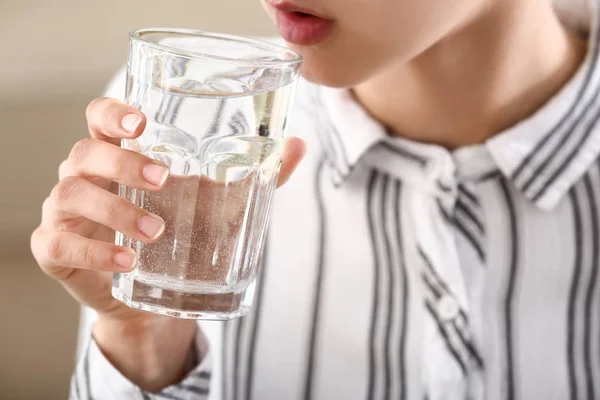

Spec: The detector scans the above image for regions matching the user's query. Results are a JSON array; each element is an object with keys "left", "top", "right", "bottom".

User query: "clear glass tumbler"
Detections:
[{"left": 112, "top": 28, "right": 302, "bottom": 320}]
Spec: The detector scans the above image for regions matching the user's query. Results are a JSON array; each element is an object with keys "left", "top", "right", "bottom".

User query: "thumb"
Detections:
[{"left": 277, "top": 136, "right": 307, "bottom": 187}]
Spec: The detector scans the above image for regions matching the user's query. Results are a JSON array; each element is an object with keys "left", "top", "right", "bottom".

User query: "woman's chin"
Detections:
[
  {"left": 298, "top": 58, "right": 368, "bottom": 88},
  {"left": 291, "top": 38, "right": 392, "bottom": 89}
]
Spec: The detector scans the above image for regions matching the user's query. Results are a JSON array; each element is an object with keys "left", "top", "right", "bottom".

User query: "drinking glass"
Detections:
[{"left": 112, "top": 28, "right": 302, "bottom": 320}]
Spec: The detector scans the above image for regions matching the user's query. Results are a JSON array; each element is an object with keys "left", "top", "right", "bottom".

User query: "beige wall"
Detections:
[{"left": 0, "top": 2, "right": 275, "bottom": 399}]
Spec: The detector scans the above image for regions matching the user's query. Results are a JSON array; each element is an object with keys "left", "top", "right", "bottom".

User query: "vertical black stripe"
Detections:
[
  {"left": 154, "top": 89, "right": 169, "bottom": 123},
  {"left": 232, "top": 316, "right": 246, "bottom": 400},
  {"left": 84, "top": 341, "right": 94, "bottom": 400},
  {"left": 228, "top": 117, "right": 241, "bottom": 136},
  {"left": 222, "top": 321, "right": 230, "bottom": 400},
  {"left": 155, "top": 79, "right": 183, "bottom": 124},
  {"left": 568, "top": 186, "right": 584, "bottom": 400},
  {"left": 394, "top": 180, "right": 408, "bottom": 400},
  {"left": 303, "top": 156, "right": 328, "bottom": 400},
  {"left": 366, "top": 170, "right": 381, "bottom": 400},
  {"left": 597, "top": 163, "right": 600, "bottom": 381},
  {"left": 583, "top": 175, "right": 599, "bottom": 399},
  {"left": 206, "top": 99, "right": 226, "bottom": 137},
  {"left": 246, "top": 240, "right": 270, "bottom": 400},
  {"left": 228, "top": 110, "right": 250, "bottom": 137},
  {"left": 381, "top": 175, "right": 393, "bottom": 400},
  {"left": 236, "top": 109, "right": 250, "bottom": 134},
  {"left": 499, "top": 178, "right": 518, "bottom": 400},
  {"left": 166, "top": 80, "right": 198, "bottom": 126}
]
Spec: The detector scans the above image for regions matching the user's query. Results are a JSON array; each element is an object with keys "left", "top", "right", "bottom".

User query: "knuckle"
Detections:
[
  {"left": 104, "top": 197, "right": 120, "bottom": 221},
  {"left": 41, "top": 197, "right": 53, "bottom": 217},
  {"left": 114, "top": 149, "right": 138, "bottom": 172},
  {"left": 81, "top": 241, "right": 98, "bottom": 267},
  {"left": 85, "top": 97, "right": 107, "bottom": 120},
  {"left": 46, "top": 232, "right": 66, "bottom": 263},
  {"left": 104, "top": 196, "right": 127, "bottom": 224},
  {"left": 58, "top": 159, "right": 70, "bottom": 179},
  {"left": 51, "top": 176, "right": 80, "bottom": 206},
  {"left": 30, "top": 228, "right": 44, "bottom": 262},
  {"left": 101, "top": 101, "right": 123, "bottom": 132},
  {"left": 69, "top": 139, "right": 93, "bottom": 168}
]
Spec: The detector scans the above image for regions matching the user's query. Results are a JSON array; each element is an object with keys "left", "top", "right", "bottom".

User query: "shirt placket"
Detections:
[{"left": 410, "top": 158, "right": 485, "bottom": 400}]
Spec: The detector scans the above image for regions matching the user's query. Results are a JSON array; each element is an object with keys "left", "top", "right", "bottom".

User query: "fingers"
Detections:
[
  {"left": 58, "top": 159, "right": 71, "bottom": 180},
  {"left": 86, "top": 97, "right": 146, "bottom": 144},
  {"left": 48, "top": 176, "right": 165, "bottom": 242},
  {"left": 62, "top": 134, "right": 304, "bottom": 190},
  {"left": 278, "top": 136, "right": 307, "bottom": 187},
  {"left": 65, "top": 138, "right": 169, "bottom": 189},
  {"left": 31, "top": 228, "right": 137, "bottom": 279}
]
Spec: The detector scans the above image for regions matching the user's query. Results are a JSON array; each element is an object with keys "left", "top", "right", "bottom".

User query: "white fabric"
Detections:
[{"left": 71, "top": 1, "right": 600, "bottom": 399}]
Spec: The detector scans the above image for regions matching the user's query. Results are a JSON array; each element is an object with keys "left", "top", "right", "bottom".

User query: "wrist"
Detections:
[{"left": 93, "top": 314, "right": 198, "bottom": 392}]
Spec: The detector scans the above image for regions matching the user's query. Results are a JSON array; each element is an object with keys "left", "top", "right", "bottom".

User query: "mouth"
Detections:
[{"left": 265, "top": 1, "right": 333, "bottom": 46}]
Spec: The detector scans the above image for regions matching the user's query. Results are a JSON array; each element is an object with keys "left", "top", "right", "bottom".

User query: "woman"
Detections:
[{"left": 31, "top": 0, "right": 600, "bottom": 399}]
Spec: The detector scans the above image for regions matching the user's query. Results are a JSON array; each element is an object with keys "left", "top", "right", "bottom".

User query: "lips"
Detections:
[{"left": 267, "top": 1, "right": 333, "bottom": 46}]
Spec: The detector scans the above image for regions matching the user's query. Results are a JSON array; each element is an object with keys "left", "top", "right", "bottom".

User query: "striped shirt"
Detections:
[{"left": 72, "top": 1, "right": 600, "bottom": 399}]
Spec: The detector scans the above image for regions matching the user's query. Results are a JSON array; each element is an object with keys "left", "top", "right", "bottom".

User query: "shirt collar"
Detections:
[
  {"left": 487, "top": 0, "right": 600, "bottom": 210},
  {"left": 309, "top": 84, "right": 386, "bottom": 184},
  {"left": 314, "top": 0, "right": 600, "bottom": 211}
]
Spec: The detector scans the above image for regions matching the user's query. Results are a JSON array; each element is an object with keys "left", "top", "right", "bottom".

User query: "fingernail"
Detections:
[
  {"left": 114, "top": 251, "right": 137, "bottom": 270},
  {"left": 138, "top": 215, "right": 165, "bottom": 239},
  {"left": 142, "top": 164, "right": 169, "bottom": 186},
  {"left": 121, "top": 114, "right": 142, "bottom": 134}
]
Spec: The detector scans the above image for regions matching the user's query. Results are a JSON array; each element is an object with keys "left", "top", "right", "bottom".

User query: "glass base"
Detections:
[{"left": 112, "top": 273, "right": 252, "bottom": 320}]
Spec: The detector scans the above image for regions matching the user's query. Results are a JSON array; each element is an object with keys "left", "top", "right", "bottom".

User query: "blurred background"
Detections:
[{"left": 0, "top": 1, "right": 275, "bottom": 398}]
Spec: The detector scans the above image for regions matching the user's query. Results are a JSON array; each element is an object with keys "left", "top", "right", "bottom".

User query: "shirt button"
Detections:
[{"left": 437, "top": 295, "right": 460, "bottom": 321}]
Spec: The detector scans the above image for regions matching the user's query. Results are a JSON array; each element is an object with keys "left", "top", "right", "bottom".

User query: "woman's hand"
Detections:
[{"left": 30, "top": 97, "right": 306, "bottom": 391}]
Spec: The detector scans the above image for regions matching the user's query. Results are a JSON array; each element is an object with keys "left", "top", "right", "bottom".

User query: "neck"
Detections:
[{"left": 353, "top": 1, "right": 587, "bottom": 149}]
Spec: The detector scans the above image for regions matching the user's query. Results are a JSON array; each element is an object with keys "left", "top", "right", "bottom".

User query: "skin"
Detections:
[
  {"left": 31, "top": 0, "right": 586, "bottom": 392},
  {"left": 262, "top": 0, "right": 586, "bottom": 147},
  {"left": 31, "top": 98, "right": 306, "bottom": 391}
]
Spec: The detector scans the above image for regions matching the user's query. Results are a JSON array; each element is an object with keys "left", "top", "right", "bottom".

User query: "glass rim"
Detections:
[{"left": 129, "top": 28, "right": 303, "bottom": 67}]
